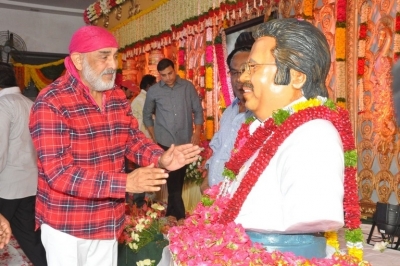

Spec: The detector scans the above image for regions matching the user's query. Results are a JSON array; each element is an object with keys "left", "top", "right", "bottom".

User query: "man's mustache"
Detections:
[{"left": 242, "top": 82, "right": 253, "bottom": 89}]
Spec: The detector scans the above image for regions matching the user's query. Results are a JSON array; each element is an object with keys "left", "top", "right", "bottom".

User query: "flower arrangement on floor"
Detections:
[
  {"left": 118, "top": 200, "right": 178, "bottom": 252},
  {"left": 168, "top": 98, "right": 371, "bottom": 265},
  {"left": 184, "top": 140, "right": 212, "bottom": 185}
]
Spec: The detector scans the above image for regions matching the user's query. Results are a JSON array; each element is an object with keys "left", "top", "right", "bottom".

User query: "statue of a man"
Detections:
[{"left": 165, "top": 19, "right": 359, "bottom": 265}]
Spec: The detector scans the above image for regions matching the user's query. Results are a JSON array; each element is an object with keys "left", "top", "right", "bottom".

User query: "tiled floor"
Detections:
[
  {"left": 357, "top": 224, "right": 399, "bottom": 266},
  {"left": 0, "top": 235, "right": 32, "bottom": 266}
]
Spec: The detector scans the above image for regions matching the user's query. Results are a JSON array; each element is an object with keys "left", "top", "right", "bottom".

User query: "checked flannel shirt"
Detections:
[{"left": 29, "top": 71, "right": 164, "bottom": 239}]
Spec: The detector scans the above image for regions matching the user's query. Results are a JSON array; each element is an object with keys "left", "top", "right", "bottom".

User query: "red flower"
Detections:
[
  {"left": 337, "top": 0, "right": 347, "bottom": 22},
  {"left": 359, "top": 24, "right": 367, "bottom": 39},
  {"left": 357, "top": 58, "right": 365, "bottom": 76},
  {"left": 396, "top": 16, "right": 400, "bottom": 32},
  {"left": 187, "top": 69, "right": 194, "bottom": 79}
]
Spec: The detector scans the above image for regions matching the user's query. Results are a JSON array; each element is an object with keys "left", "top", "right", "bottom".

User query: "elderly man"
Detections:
[{"left": 29, "top": 26, "right": 200, "bottom": 266}]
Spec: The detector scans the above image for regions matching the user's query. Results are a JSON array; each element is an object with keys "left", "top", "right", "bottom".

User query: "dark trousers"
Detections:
[
  {"left": 158, "top": 144, "right": 187, "bottom": 220},
  {"left": 0, "top": 196, "right": 47, "bottom": 266}
]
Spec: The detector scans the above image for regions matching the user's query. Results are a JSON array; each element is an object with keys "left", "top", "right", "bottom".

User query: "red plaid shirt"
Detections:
[{"left": 29, "top": 71, "right": 163, "bottom": 239}]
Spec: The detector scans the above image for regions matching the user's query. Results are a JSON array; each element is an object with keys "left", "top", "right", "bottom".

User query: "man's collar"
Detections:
[
  {"left": 160, "top": 75, "right": 181, "bottom": 87},
  {"left": 0, "top": 86, "right": 20, "bottom": 97}
]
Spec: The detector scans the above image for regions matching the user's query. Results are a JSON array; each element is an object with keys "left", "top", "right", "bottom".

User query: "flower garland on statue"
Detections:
[{"left": 169, "top": 98, "right": 368, "bottom": 265}]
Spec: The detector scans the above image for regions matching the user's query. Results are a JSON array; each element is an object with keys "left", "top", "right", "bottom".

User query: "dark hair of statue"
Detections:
[
  {"left": 252, "top": 18, "right": 330, "bottom": 99},
  {"left": 0, "top": 62, "right": 18, "bottom": 88},
  {"left": 157, "top": 58, "right": 175, "bottom": 72},
  {"left": 140, "top": 74, "right": 156, "bottom": 90}
]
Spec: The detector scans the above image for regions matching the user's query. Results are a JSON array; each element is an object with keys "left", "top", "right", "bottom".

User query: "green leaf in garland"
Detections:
[
  {"left": 214, "top": 35, "right": 222, "bottom": 44},
  {"left": 272, "top": 109, "right": 290, "bottom": 126},
  {"left": 222, "top": 168, "right": 236, "bottom": 181},
  {"left": 344, "top": 228, "right": 364, "bottom": 243},
  {"left": 324, "top": 99, "right": 337, "bottom": 110},
  {"left": 344, "top": 150, "right": 357, "bottom": 167},
  {"left": 201, "top": 195, "right": 215, "bottom": 207},
  {"left": 245, "top": 116, "right": 256, "bottom": 124}
]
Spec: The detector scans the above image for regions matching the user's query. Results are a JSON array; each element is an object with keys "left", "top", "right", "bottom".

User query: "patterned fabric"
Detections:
[{"left": 29, "top": 71, "right": 164, "bottom": 239}]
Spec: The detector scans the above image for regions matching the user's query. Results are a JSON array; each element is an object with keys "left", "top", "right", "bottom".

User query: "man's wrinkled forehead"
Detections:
[{"left": 69, "top": 26, "right": 118, "bottom": 54}]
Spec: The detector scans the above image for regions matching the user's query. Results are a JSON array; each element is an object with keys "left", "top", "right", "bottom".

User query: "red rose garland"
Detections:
[{"left": 218, "top": 102, "right": 359, "bottom": 229}]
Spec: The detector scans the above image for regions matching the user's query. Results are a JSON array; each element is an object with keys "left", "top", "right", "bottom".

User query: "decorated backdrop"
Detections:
[{"left": 84, "top": 0, "right": 400, "bottom": 213}]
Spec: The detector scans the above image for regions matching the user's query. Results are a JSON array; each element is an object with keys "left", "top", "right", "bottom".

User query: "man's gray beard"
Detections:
[{"left": 82, "top": 57, "right": 116, "bottom": 92}]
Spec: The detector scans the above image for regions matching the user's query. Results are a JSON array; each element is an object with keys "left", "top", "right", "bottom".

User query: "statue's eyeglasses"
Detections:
[{"left": 242, "top": 62, "right": 276, "bottom": 74}]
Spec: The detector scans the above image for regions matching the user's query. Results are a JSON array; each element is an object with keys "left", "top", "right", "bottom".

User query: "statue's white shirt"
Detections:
[{"left": 229, "top": 97, "right": 345, "bottom": 234}]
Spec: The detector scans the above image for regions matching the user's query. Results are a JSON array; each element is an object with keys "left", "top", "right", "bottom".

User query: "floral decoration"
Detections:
[
  {"left": 118, "top": 201, "right": 177, "bottom": 252},
  {"left": 214, "top": 34, "right": 233, "bottom": 107},
  {"left": 169, "top": 98, "right": 368, "bottom": 265},
  {"left": 303, "top": 0, "right": 314, "bottom": 19},
  {"left": 184, "top": 140, "right": 212, "bottom": 185},
  {"left": 395, "top": 5, "right": 400, "bottom": 61},
  {"left": 205, "top": 117, "right": 214, "bottom": 141},
  {"left": 136, "top": 259, "right": 156, "bottom": 266},
  {"left": 335, "top": 0, "right": 347, "bottom": 99},
  {"left": 84, "top": 0, "right": 126, "bottom": 24}
]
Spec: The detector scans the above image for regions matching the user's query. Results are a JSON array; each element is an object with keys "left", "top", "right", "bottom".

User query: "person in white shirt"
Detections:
[
  {"left": 131, "top": 74, "right": 156, "bottom": 139},
  {"left": 0, "top": 62, "right": 47, "bottom": 265}
]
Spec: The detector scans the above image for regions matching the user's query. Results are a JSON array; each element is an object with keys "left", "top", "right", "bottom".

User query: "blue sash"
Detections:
[{"left": 246, "top": 231, "right": 327, "bottom": 259}]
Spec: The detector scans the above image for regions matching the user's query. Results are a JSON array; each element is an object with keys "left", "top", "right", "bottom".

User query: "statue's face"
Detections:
[{"left": 239, "top": 36, "right": 302, "bottom": 121}]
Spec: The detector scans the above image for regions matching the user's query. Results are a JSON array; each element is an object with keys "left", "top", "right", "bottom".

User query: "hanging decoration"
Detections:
[
  {"left": 335, "top": 0, "right": 346, "bottom": 99},
  {"left": 84, "top": 0, "right": 127, "bottom": 24},
  {"left": 13, "top": 59, "right": 65, "bottom": 90}
]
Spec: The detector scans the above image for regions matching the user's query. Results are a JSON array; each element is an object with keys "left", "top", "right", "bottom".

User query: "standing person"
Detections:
[
  {"left": 131, "top": 74, "right": 157, "bottom": 139},
  {"left": 29, "top": 26, "right": 201, "bottom": 266},
  {"left": 0, "top": 213, "right": 11, "bottom": 249},
  {"left": 121, "top": 79, "right": 140, "bottom": 102},
  {"left": 202, "top": 33, "right": 255, "bottom": 191},
  {"left": 0, "top": 62, "right": 47, "bottom": 265},
  {"left": 143, "top": 58, "right": 204, "bottom": 220}
]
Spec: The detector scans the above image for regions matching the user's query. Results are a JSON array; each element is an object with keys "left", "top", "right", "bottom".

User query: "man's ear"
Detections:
[
  {"left": 70, "top": 52, "right": 83, "bottom": 71},
  {"left": 290, "top": 69, "right": 306, "bottom": 89}
]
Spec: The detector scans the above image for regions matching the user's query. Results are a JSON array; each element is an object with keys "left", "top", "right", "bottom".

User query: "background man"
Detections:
[
  {"left": 29, "top": 26, "right": 200, "bottom": 266},
  {"left": 0, "top": 62, "right": 47, "bottom": 265},
  {"left": 143, "top": 58, "right": 203, "bottom": 220},
  {"left": 202, "top": 32, "right": 254, "bottom": 191},
  {"left": 131, "top": 74, "right": 157, "bottom": 139}
]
